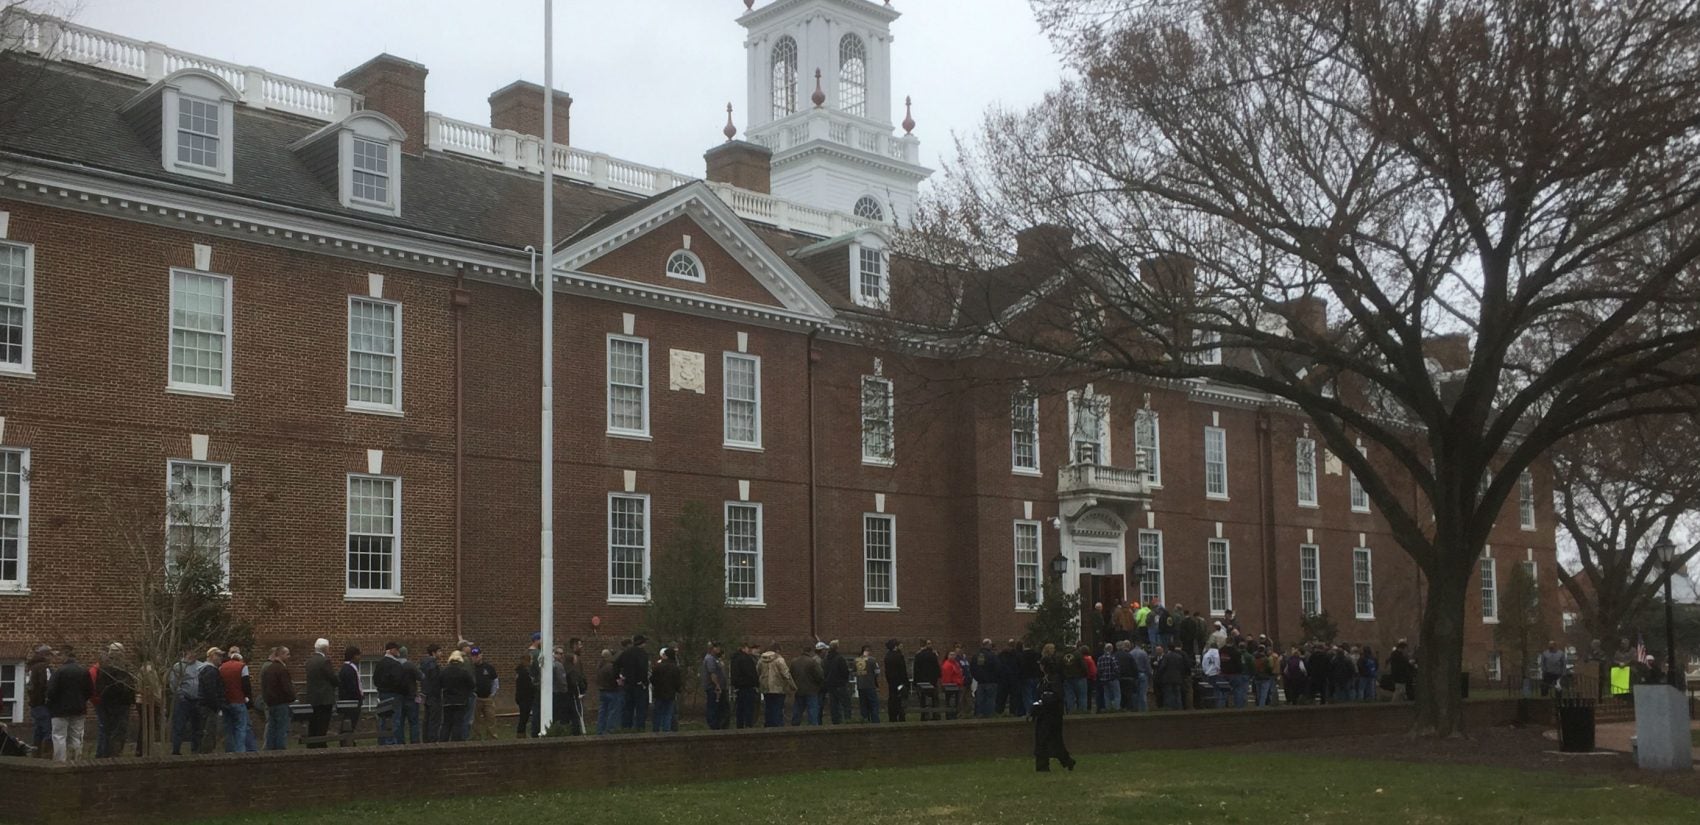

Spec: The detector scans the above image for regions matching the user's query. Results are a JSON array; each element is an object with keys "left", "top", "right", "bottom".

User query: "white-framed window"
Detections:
[
  {"left": 1014, "top": 519, "right": 1042, "bottom": 608},
  {"left": 666, "top": 250, "right": 705, "bottom": 283},
  {"left": 1191, "top": 328, "right": 1222, "bottom": 365},
  {"left": 723, "top": 353, "right": 762, "bottom": 449},
  {"left": 346, "top": 474, "right": 400, "bottom": 598},
  {"left": 350, "top": 136, "right": 391, "bottom": 207},
  {"left": 168, "top": 269, "right": 232, "bottom": 395},
  {"left": 353, "top": 660, "right": 379, "bottom": 709},
  {"left": 1480, "top": 555, "right": 1499, "bottom": 623},
  {"left": 852, "top": 196, "right": 884, "bottom": 223},
  {"left": 771, "top": 36, "right": 798, "bottom": 119},
  {"left": 725, "top": 501, "right": 763, "bottom": 605},
  {"left": 861, "top": 375, "right": 894, "bottom": 464},
  {"left": 1137, "top": 529, "right": 1164, "bottom": 605},
  {"left": 1518, "top": 470, "right": 1536, "bottom": 530},
  {"left": 1207, "top": 538, "right": 1232, "bottom": 614},
  {"left": 838, "top": 34, "right": 868, "bottom": 117},
  {"left": 1487, "top": 651, "right": 1502, "bottom": 682},
  {"left": 863, "top": 513, "right": 896, "bottom": 608},
  {"left": 608, "top": 493, "right": 650, "bottom": 602},
  {"left": 1300, "top": 543, "right": 1321, "bottom": 617},
  {"left": 0, "top": 662, "right": 22, "bottom": 723},
  {"left": 1352, "top": 546, "right": 1375, "bottom": 619},
  {"left": 347, "top": 297, "right": 401, "bottom": 412},
  {"left": 1011, "top": 389, "right": 1039, "bottom": 474},
  {"left": 155, "top": 76, "right": 235, "bottom": 182},
  {"left": 607, "top": 335, "right": 650, "bottom": 437},
  {"left": 1204, "top": 426, "right": 1228, "bottom": 499},
  {"left": 855, "top": 245, "right": 888, "bottom": 308},
  {"left": 1296, "top": 437, "right": 1318, "bottom": 506},
  {"left": 1067, "top": 390, "right": 1110, "bottom": 465},
  {"left": 0, "top": 241, "right": 34, "bottom": 374},
  {"left": 0, "top": 449, "right": 27, "bottom": 592},
  {"left": 1134, "top": 408, "right": 1161, "bottom": 486},
  {"left": 176, "top": 94, "right": 221, "bottom": 171},
  {"left": 165, "top": 460, "right": 230, "bottom": 583},
  {"left": 1349, "top": 471, "right": 1370, "bottom": 513}
]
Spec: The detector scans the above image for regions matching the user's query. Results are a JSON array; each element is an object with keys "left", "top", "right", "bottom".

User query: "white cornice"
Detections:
[
  {"left": 768, "top": 141, "right": 932, "bottom": 182},
  {"left": 739, "top": 0, "right": 901, "bottom": 31}
]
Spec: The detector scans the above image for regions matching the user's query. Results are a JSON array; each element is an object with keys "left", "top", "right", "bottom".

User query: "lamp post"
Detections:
[
  {"left": 1049, "top": 552, "right": 1069, "bottom": 584},
  {"left": 1129, "top": 555, "right": 1148, "bottom": 601},
  {"left": 1654, "top": 539, "right": 1679, "bottom": 688}
]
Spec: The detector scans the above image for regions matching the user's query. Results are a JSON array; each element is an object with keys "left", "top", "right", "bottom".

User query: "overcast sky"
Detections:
[{"left": 70, "top": 0, "right": 1066, "bottom": 183}]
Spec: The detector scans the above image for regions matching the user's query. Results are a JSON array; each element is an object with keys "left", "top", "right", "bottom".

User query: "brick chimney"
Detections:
[
  {"left": 337, "top": 54, "right": 429, "bottom": 155},
  {"left": 1278, "top": 296, "right": 1327, "bottom": 337},
  {"left": 488, "top": 80, "right": 572, "bottom": 145},
  {"left": 705, "top": 140, "right": 773, "bottom": 194},
  {"left": 1139, "top": 255, "right": 1197, "bottom": 298},
  {"left": 1015, "top": 224, "right": 1075, "bottom": 260},
  {"left": 1423, "top": 333, "right": 1471, "bottom": 372}
]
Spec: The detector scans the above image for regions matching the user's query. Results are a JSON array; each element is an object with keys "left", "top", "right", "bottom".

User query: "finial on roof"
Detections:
[
  {"left": 723, "top": 103, "right": 738, "bottom": 141},
  {"left": 902, "top": 96, "right": 915, "bottom": 135},
  {"left": 812, "top": 68, "right": 826, "bottom": 108},
  {"left": 744, "top": 0, "right": 755, "bottom": 10}
]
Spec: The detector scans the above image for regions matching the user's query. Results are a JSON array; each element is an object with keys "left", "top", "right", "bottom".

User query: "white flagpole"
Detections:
[{"left": 537, "top": 0, "right": 556, "bottom": 736}]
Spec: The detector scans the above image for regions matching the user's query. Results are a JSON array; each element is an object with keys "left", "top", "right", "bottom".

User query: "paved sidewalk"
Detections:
[{"left": 1590, "top": 720, "right": 1699, "bottom": 769}]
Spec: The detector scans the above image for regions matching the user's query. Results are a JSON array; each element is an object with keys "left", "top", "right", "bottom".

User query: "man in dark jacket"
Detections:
[
  {"left": 514, "top": 656, "right": 538, "bottom": 738},
  {"left": 730, "top": 642, "right": 760, "bottom": 729},
  {"left": 94, "top": 643, "right": 136, "bottom": 759},
  {"left": 471, "top": 648, "right": 499, "bottom": 740},
  {"left": 195, "top": 648, "right": 224, "bottom": 753},
  {"left": 883, "top": 639, "right": 909, "bottom": 722},
  {"left": 260, "top": 646, "right": 296, "bottom": 750},
  {"left": 337, "top": 646, "right": 363, "bottom": 746},
  {"left": 1306, "top": 644, "right": 1334, "bottom": 705},
  {"left": 912, "top": 640, "right": 941, "bottom": 721},
  {"left": 439, "top": 652, "right": 476, "bottom": 742},
  {"left": 615, "top": 634, "right": 651, "bottom": 731},
  {"left": 821, "top": 640, "right": 851, "bottom": 725},
  {"left": 1114, "top": 641, "right": 1139, "bottom": 711},
  {"left": 45, "top": 645, "right": 93, "bottom": 762},
  {"left": 650, "top": 648, "right": 684, "bottom": 732},
  {"left": 372, "top": 641, "right": 406, "bottom": 746},
  {"left": 303, "top": 639, "right": 337, "bottom": 749},
  {"left": 25, "top": 646, "right": 53, "bottom": 758},
  {"left": 1153, "top": 645, "right": 1187, "bottom": 710},
  {"left": 997, "top": 641, "right": 1022, "bottom": 717},
  {"left": 1389, "top": 640, "right": 1417, "bottom": 701},
  {"left": 970, "top": 639, "right": 1002, "bottom": 718},
  {"left": 396, "top": 646, "right": 422, "bottom": 744},
  {"left": 1018, "top": 642, "right": 1042, "bottom": 717},
  {"left": 419, "top": 643, "right": 443, "bottom": 742},
  {"left": 790, "top": 643, "right": 826, "bottom": 726}
]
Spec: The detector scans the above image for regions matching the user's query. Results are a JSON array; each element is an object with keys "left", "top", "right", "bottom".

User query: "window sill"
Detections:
[
  {"left": 1520, "top": 525, "right": 1537, "bottom": 532},
  {"left": 1011, "top": 467, "right": 1042, "bottom": 477},
  {"left": 172, "top": 162, "right": 231, "bottom": 183},
  {"left": 728, "top": 601, "right": 767, "bottom": 609},
  {"left": 1205, "top": 494, "right": 1230, "bottom": 502},
  {"left": 1482, "top": 617, "right": 1499, "bottom": 625},
  {"left": 1297, "top": 502, "right": 1319, "bottom": 510},
  {"left": 344, "top": 593, "right": 403, "bottom": 603},
  {"left": 1014, "top": 604, "right": 1038, "bottom": 613},
  {"left": 1351, "top": 507, "right": 1371, "bottom": 515},
  {"left": 346, "top": 405, "right": 405, "bottom": 418},
  {"left": 0, "top": 586, "right": 30, "bottom": 596},
  {"left": 723, "top": 442, "right": 764, "bottom": 453},
  {"left": 348, "top": 198, "right": 399, "bottom": 217},
  {"left": 862, "top": 458, "right": 895, "bottom": 468},
  {"left": 607, "top": 596, "right": 648, "bottom": 605},
  {"left": 167, "top": 385, "right": 234, "bottom": 400},
  {"left": 1355, "top": 614, "right": 1376, "bottom": 622},
  {"left": 1146, "top": 482, "right": 1163, "bottom": 490},
  {"left": 607, "top": 431, "right": 653, "bottom": 442},
  {"left": 0, "top": 368, "right": 35, "bottom": 380},
  {"left": 863, "top": 604, "right": 901, "bottom": 612}
]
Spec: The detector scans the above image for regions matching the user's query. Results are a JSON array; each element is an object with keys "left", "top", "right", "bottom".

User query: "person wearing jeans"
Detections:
[{"left": 594, "top": 649, "right": 622, "bottom": 735}]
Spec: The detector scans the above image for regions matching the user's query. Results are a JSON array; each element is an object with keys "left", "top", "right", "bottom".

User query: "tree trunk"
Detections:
[{"left": 1413, "top": 562, "right": 1469, "bottom": 737}]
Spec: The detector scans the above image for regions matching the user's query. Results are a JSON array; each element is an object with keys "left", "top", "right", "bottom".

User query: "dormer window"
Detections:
[
  {"left": 665, "top": 250, "right": 705, "bottom": 283},
  {"left": 289, "top": 111, "right": 406, "bottom": 217},
  {"left": 852, "top": 241, "right": 889, "bottom": 309},
  {"left": 120, "top": 69, "right": 238, "bottom": 183}
]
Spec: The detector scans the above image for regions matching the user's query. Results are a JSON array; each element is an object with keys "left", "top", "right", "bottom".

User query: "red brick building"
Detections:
[{"left": 0, "top": 6, "right": 1558, "bottom": 718}]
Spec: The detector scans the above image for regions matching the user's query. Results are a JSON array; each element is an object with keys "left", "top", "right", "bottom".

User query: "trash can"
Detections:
[{"left": 1557, "top": 697, "right": 1596, "bottom": 753}]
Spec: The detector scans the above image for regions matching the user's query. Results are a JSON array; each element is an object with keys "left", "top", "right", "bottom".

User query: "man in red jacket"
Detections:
[{"left": 218, "top": 649, "right": 254, "bottom": 753}]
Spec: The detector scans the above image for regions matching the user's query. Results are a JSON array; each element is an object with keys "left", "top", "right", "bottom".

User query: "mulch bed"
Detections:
[{"left": 1229, "top": 724, "right": 1700, "bottom": 799}]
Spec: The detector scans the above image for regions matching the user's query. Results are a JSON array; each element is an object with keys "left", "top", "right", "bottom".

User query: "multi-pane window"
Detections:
[
  {"left": 863, "top": 514, "right": 896, "bottom": 608},
  {"left": 346, "top": 474, "right": 399, "bottom": 596},
  {"left": 1299, "top": 544, "right": 1321, "bottom": 617},
  {"left": 1137, "top": 529, "right": 1164, "bottom": 605},
  {"left": 176, "top": 94, "right": 220, "bottom": 170},
  {"left": 1518, "top": 470, "right": 1536, "bottom": 530},
  {"left": 666, "top": 251, "right": 704, "bottom": 282},
  {"left": 1296, "top": 437, "right": 1318, "bottom": 506},
  {"left": 354, "top": 660, "right": 379, "bottom": 709},
  {"left": 169, "top": 271, "right": 231, "bottom": 393},
  {"left": 608, "top": 494, "right": 649, "bottom": 601},
  {"left": 853, "top": 196, "right": 884, "bottom": 222},
  {"left": 1350, "top": 472, "right": 1370, "bottom": 513},
  {"left": 1014, "top": 520, "right": 1041, "bottom": 607},
  {"left": 0, "top": 449, "right": 26, "bottom": 590},
  {"left": 1487, "top": 651, "right": 1503, "bottom": 682},
  {"left": 1191, "top": 328, "right": 1222, "bottom": 365},
  {"left": 725, "top": 502, "right": 762, "bottom": 604},
  {"left": 861, "top": 376, "right": 894, "bottom": 464},
  {"left": 1011, "top": 390, "right": 1039, "bottom": 473},
  {"left": 166, "top": 460, "right": 229, "bottom": 581},
  {"left": 770, "top": 36, "right": 798, "bottom": 119},
  {"left": 1353, "top": 547, "right": 1375, "bottom": 619},
  {"left": 348, "top": 298, "right": 400, "bottom": 411},
  {"left": 1134, "top": 408, "right": 1161, "bottom": 485},
  {"left": 1204, "top": 426, "right": 1228, "bottom": 498},
  {"left": 857, "top": 247, "right": 887, "bottom": 307},
  {"left": 0, "top": 662, "right": 20, "bottom": 723},
  {"left": 838, "top": 34, "right": 868, "bottom": 117},
  {"left": 1480, "top": 557, "right": 1499, "bottom": 622},
  {"left": 1207, "top": 538, "right": 1232, "bottom": 614},
  {"left": 723, "top": 353, "right": 761, "bottom": 448},
  {"left": 0, "top": 242, "right": 31, "bottom": 371},
  {"left": 351, "top": 136, "right": 390, "bottom": 205},
  {"left": 607, "top": 336, "right": 649, "bottom": 436},
  {"left": 1069, "top": 392, "right": 1108, "bottom": 465}
]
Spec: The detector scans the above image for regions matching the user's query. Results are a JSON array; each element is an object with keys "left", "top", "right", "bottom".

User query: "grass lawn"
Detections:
[{"left": 194, "top": 748, "right": 1700, "bottom": 825}]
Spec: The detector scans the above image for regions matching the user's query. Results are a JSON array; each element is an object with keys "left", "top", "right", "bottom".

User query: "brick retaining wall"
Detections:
[{"left": 0, "top": 700, "right": 1524, "bottom": 825}]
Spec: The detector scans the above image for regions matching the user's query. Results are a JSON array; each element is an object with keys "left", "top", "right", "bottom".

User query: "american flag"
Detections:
[{"left": 1634, "top": 633, "right": 1646, "bottom": 665}]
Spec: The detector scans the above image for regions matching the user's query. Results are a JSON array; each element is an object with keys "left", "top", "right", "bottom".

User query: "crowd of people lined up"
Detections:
[{"left": 4, "top": 601, "right": 1420, "bottom": 762}]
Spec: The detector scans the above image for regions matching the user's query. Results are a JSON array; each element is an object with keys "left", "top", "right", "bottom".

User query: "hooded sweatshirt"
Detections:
[{"left": 757, "top": 651, "right": 795, "bottom": 695}]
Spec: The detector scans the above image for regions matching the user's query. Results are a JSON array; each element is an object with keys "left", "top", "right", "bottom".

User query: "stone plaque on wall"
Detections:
[{"left": 669, "top": 348, "right": 705, "bottom": 393}]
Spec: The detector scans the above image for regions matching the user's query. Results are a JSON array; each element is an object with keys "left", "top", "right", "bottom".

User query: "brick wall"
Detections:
[{"left": 0, "top": 700, "right": 1527, "bottom": 825}]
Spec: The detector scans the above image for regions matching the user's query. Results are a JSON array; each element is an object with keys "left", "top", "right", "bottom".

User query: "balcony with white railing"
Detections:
[
  {"left": 1058, "top": 456, "right": 1153, "bottom": 517},
  {"left": 747, "top": 107, "right": 923, "bottom": 168},
  {"left": 10, "top": 12, "right": 359, "bottom": 121}
]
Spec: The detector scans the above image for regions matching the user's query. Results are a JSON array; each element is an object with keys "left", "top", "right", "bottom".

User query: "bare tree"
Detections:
[
  {"left": 887, "top": 0, "right": 1700, "bottom": 735},
  {"left": 0, "top": 2, "right": 91, "bottom": 178},
  {"left": 1554, "top": 414, "right": 1700, "bottom": 648}
]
